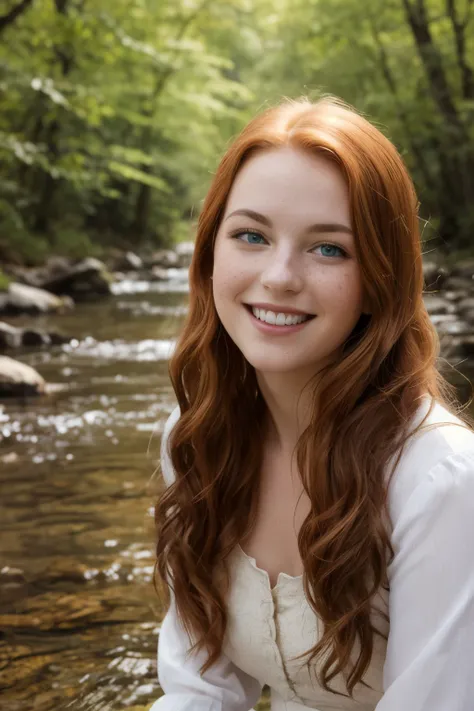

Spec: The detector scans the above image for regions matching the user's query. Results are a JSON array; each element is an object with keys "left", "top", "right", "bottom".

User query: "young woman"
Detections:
[{"left": 151, "top": 96, "right": 474, "bottom": 711}]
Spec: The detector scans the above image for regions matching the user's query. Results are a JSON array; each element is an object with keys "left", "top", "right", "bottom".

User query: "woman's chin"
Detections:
[{"left": 241, "top": 353, "right": 317, "bottom": 376}]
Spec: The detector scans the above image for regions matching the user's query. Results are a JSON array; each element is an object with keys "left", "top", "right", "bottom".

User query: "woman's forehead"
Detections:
[{"left": 223, "top": 146, "right": 351, "bottom": 227}]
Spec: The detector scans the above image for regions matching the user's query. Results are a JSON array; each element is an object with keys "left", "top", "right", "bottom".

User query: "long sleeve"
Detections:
[
  {"left": 375, "top": 449, "right": 474, "bottom": 710},
  {"left": 149, "top": 589, "right": 263, "bottom": 711},
  {"left": 150, "top": 404, "right": 263, "bottom": 711}
]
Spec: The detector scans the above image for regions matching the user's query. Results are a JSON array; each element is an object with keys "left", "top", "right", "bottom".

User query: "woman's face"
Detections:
[{"left": 212, "top": 145, "right": 368, "bottom": 378}]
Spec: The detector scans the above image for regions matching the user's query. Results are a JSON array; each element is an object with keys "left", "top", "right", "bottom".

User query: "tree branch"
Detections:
[
  {"left": 446, "top": 0, "right": 474, "bottom": 98},
  {"left": 367, "top": 16, "right": 436, "bottom": 191},
  {"left": 401, "top": 0, "right": 465, "bottom": 133}
]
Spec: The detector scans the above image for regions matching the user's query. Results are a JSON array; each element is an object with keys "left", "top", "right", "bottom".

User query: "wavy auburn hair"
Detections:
[{"left": 154, "top": 96, "right": 474, "bottom": 696}]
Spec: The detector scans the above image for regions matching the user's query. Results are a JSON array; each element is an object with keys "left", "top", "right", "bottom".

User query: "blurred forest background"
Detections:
[{"left": 1, "top": 0, "right": 474, "bottom": 267}]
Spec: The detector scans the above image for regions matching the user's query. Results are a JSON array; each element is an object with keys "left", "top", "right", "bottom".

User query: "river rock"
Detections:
[
  {"left": 0, "top": 356, "right": 46, "bottom": 397},
  {"left": 0, "top": 283, "right": 72, "bottom": 315},
  {"left": 0, "top": 321, "right": 71, "bottom": 350},
  {"left": 440, "top": 336, "right": 465, "bottom": 360},
  {"left": 20, "top": 257, "right": 113, "bottom": 301},
  {"left": 434, "top": 315, "right": 472, "bottom": 335},
  {"left": 450, "top": 259, "right": 474, "bottom": 279},
  {"left": 444, "top": 290, "right": 464, "bottom": 303},
  {"left": 1, "top": 587, "right": 146, "bottom": 631},
  {"left": 175, "top": 241, "right": 195, "bottom": 268},
  {"left": 41, "top": 559, "right": 91, "bottom": 584},
  {"left": 443, "top": 275, "right": 474, "bottom": 293},
  {"left": 144, "top": 249, "right": 179, "bottom": 269},
  {"left": 456, "top": 297, "right": 474, "bottom": 316},
  {"left": 8, "top": 256, "right": 70, "bottom": 285},
  {"left": 0, "top": 322, "right": 22, "bottom": 348},
  {"left": 149, "top": 266, "right": 170, "bottom": 281},
  {"left": 422, "top": 293, "right": 454, "bottom": 316},
  {"left": 113, "top": 251, "right": 144, "bottom": 272}
]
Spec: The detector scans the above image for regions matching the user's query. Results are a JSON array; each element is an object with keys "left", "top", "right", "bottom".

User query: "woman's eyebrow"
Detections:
[
  {"left": 224, "top": 208, "right": 353, "bottom": 235},
  {"left": 225, "top": 208, "right": 272, "bottom": 226}
]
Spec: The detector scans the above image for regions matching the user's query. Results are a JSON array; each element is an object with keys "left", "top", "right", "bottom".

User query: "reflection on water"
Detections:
[{"left": 0, "top": 281, "right": 187, "bottom": 710}]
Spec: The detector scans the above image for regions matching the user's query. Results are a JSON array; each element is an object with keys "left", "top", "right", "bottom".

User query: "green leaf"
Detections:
[
  {"left": 108, "top": 161, "right": 171, "bottom": 192},
  {"left": 109, "top": 145, "right": 156, "bottom": 165}
]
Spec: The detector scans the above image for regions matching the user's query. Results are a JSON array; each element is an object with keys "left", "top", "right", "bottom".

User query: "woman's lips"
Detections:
[{"left": 245, "top": 304, "right": 316, "bottom": 334}]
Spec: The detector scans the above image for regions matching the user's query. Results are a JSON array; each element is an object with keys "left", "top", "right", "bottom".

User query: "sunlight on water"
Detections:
[
  {"left": 62, "top": 336, "right": 176, "bottom": 362},
  {"left": 0, "top": 287, "right": 187, "bottom": 710},
  {"left": 1, "top": 280, "right": 472, "bottom": 711}
]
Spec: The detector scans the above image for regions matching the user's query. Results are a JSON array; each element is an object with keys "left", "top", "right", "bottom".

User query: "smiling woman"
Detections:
[
  {"left": 212, "top": 145, "right": 366, "bottom": 392},
  {"left": 151, "top": 96, "right": 474, "bottom": 711}
]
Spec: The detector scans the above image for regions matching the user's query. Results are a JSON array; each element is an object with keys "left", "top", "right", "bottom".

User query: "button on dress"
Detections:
[{"left": 150, "top": 396, "right": 474, "bottom": 711}]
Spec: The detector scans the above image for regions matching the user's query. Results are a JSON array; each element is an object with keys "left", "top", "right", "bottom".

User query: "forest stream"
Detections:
[
  {"left": 0, "top": 275, "right": 191, "bottom": 711},
  {"left": 0, "top": 272, "right": 473, "bottom": 711}
]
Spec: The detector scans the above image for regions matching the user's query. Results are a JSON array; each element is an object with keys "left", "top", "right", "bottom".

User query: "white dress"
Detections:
[{"left": 150, "top": 395, "right": 474, "bottom": 711}]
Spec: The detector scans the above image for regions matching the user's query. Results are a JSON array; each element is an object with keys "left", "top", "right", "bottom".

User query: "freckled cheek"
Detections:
[
  {"left": 212, "top": 258, "right": 253, "bottom": 302},
  {"left": 317, "top": 271, "right": 364, "bottom": 314},
  {"left": 212, "top": 273, "right": 246, "bottom": 319}
]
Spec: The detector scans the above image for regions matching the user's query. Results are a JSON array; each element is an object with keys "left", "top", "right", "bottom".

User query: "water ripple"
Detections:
[
  {"left": 116, "top": 301, "right": 188, "bottom": 317},
  {"left": 62, "top": 336, "right": 176, "bottom": 362},
  {"left": 111, "top": 271, "right": 189, "bottom": 295}
]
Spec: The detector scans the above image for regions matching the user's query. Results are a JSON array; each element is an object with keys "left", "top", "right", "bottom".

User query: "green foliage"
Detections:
[
  {"left": 0, "top": 227, "right": 50, "bottom": 266},
  {"left": 0, "top": 0, "right": 473, "bottom": 264},
  {"left": 51, "top": 225, "right": 104, "bottom": 261},
  {"left": 108, "top": 161, "right": 170, "bottom": 192},
  {"left": 0, "top": 0, "right": 261, "bottom": 262},
  {"left": 172, "top": 220, "right": 195, "bottom": 244}
]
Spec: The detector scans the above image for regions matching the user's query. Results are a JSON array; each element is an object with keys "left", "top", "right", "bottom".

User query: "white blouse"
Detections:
[{"left": 150, "top": 395, "right": 474, "bottom": 711}]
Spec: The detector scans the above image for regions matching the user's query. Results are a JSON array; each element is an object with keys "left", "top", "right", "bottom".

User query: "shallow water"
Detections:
[
  {"left": 0, "top": 276, "right": 471, "bottom": 710},
  {"left": 0, "top": 278, "right": 190, "bottom": 710}
]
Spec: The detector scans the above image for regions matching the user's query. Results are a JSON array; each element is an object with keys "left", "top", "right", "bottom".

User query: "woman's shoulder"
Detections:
[
  {"left": 386, "top": 394, "right": 474, "bottom": 526},
  {"left": 160, "top": 403, "right": 181, "bottom": 487}
]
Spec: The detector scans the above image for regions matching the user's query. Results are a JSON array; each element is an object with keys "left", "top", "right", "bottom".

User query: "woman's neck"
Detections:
[{"left": 257, "top": 373, "right": 317, "bottom": 457}]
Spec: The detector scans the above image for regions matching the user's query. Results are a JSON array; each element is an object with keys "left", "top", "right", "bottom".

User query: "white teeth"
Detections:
[{"left": 251, "top": 306, "right": 309, "bottom": 326}]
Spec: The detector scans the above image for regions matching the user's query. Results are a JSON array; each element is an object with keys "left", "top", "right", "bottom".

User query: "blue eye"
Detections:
[
  {"left": 315, "top": 244, "right": 346, "bottom": 258},
  {"left": 232, "top": 230, "right": 266, "bottom": 245},
  {"left": 230, "top": 230, "right": 347, "bottom": 258}
]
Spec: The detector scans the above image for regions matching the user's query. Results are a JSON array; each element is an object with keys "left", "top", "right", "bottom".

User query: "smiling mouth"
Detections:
[{"left": 244, "top": 304, "right": 317, "bottom": 323}]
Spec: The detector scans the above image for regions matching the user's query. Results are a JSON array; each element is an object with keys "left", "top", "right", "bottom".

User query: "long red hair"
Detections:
[{"left": 154, "top": 96, "right": 474, "bottom": 696}]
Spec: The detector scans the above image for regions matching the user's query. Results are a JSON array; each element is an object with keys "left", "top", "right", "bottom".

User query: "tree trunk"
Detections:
[
  {"left": 32, "top": 0, "right": 74, "bottom": 233},
  {"left": 402, "top": 0, "right": 474, "bottom": 246},
  {"left": 445, "top": 0, "right": 474, "bottom": 100},
  {"left": 0, "top": 0, "right": 34, "bottom": 35},
  {"left": 402, "top": 0, "right": 465, "bottom": 133},
  {"left": 131, "top": 169, "right": 152, "bottom": 241},
  {"left": 33, "top": 118, "right": 61, "bottom": 232},
  {"left": 369, "top": 19, "right": 436, "bottom": 193},
  {"left": 130, "top": 0, "right": 212, "bottom": 239}
]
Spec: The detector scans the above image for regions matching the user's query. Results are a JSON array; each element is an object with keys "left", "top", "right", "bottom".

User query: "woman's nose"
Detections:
[{"left": 259, "top": 253, "right": 304, "bottom": 292}]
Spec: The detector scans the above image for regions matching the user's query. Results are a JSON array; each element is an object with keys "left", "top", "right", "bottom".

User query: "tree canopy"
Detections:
[{"left": 1, "top": 0, "right": 473, "bottom": 264}]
